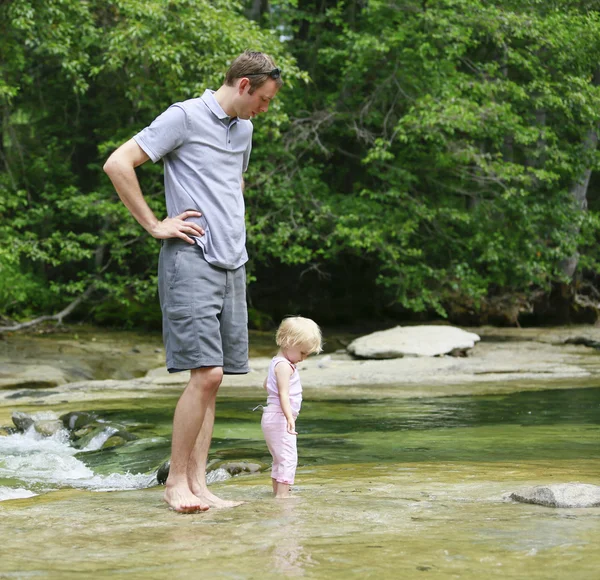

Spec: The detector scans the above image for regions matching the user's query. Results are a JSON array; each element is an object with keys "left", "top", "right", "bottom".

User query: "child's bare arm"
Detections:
[
  {"left": 274, "top": 363, "right": 297, "bottom": 435},
  {"left": 262, "top": 377, "right": 268, "bottom": 390}
]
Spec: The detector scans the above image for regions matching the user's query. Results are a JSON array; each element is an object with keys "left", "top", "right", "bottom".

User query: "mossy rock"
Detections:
[{"left": 60, "top": 411, "right": 98, "bottom": 431}]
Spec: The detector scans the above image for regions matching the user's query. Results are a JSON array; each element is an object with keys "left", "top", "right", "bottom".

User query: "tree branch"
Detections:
[{"left": 0, "top": 284, "right": 96, "bottom": 333}]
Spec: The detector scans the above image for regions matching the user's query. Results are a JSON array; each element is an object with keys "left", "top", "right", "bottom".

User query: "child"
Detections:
[{"left": 261, "top": 316, "right": 322, "bottom": 499}]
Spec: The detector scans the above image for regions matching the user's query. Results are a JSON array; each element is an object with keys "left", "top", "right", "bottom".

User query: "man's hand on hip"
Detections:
[{"left": 151, "top": 210, "right": 205, "bottom": 244}]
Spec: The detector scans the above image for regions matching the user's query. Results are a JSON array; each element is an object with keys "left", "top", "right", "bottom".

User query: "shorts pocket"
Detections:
[
  {"left": 165, "top": 305, "right": 200, "bottom": 365},
  {"left": 163, "top": 245, "right": 184, "bottom": 289}
]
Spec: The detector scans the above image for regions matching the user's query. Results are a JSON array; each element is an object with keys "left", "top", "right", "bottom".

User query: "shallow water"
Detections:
[
  {"left": 1, "top": 384, "right": 600, "bottom": 578},
  {"left": 4, "top": 385, "right": 598, "bottom": 494}
]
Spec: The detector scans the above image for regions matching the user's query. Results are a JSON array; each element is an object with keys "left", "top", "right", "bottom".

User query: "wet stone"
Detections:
[
  {"left": 12, "top": 411, "right": 34, "bottom": 432},
  {"left": 101, "top": 435, "right": 129, "bottom": 450},
  {"left": 213, "top": 461, "right": 267, "bottom": 476},
  {"left": 34, "top": 420, "right": 64, "bottom": 437},
  {"left": 510, "top": 483, "right": 600, "bottom": 508},
  {"left": 60, "top": 411, "right": 98, "bottom": 431},
  {"left": 156, "top": 460, "right": 170, "bottom": 485}
]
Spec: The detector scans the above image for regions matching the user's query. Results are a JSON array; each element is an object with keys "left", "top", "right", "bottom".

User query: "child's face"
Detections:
[{"left": 282, "top": 343, "right": 311, "bottom": 364}]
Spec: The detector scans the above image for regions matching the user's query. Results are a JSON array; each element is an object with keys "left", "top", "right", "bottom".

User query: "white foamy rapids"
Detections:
[
  {"left": 0, "top": 486, "right": 38, "bottom": 501},
  {"left": 0, "top": 426, "right": 155, "bottom": 494}
]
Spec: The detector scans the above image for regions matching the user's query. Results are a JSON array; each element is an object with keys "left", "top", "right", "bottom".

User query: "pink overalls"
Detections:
[{"left": 261, "top": 356, "right": 302, "bottom": 485}]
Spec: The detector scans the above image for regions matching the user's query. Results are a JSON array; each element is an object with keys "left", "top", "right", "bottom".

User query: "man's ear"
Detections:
[{"left": 238, "top": 77, "right": 251, "bottom": 94}]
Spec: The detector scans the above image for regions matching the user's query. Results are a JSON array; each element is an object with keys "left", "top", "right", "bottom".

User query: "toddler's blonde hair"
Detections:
[{"left": 276, "top": 316, "right": 323, "bottom": 355}]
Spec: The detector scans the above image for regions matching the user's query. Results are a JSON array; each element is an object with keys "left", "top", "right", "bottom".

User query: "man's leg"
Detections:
[
  {"left": 188, "top": 383, "right": 244, "bottom": 508},
  {"left": 163, "top": 366, "right": 223, "bottom": 512}
]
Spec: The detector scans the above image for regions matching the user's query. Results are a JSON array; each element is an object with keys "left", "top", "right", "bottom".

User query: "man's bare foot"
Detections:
[
  {"left": 192, "top": 487, "right": 244, "bottom": 508},
  {"left": 164, "top": 485, "right": 209, "bottom": 513}
]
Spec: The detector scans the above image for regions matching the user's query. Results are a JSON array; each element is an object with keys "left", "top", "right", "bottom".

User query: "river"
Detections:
[{"left": 1, "top": 326, "right": 599, "bottom": 578}]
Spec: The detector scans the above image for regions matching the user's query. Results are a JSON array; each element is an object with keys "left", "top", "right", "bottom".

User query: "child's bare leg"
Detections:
[
  {"left": 272, "top": 478, "right": 278, "bottom": 495},
  {"left": 274, "top": 480, "right": 291, "bottom": 499}
]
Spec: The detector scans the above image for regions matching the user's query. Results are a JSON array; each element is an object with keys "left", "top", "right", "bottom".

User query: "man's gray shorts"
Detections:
[{"left": 158, "top": 238, "right": 249, "bottom": 374}]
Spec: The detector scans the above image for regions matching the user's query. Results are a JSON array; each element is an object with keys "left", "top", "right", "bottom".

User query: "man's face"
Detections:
[{"left": 235, "top": 78, "right": 279, "bottom": 120}]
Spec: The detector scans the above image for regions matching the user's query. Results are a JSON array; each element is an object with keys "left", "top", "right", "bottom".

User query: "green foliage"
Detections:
[
  {"left": 1, "top": 0, "right": 600, "bottom": 326},
  {"left": 0, "top": 0, "right": 304, "bottom": 323},
  {"left": 249, "top": 0, "right": 600, "bottom": 318}
]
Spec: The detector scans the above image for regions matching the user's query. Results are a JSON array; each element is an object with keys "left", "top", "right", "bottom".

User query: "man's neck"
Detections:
[{"left": 212, "top": 85, "right": 236, "bottom": 118}]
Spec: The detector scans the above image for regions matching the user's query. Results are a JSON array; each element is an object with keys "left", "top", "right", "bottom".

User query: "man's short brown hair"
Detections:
[{"left": 225, "top": 50, "right": 283, "bottom": 93}]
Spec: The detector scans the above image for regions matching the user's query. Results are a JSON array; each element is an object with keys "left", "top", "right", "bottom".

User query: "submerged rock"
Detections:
[
  {"left": 6, "top": 390, "right": 56, "bottom": 400},
  {"left": 510, "top": 483, "right": 600, "bottom": 508},
  {"left": 213, "top": 461, "right": 266, "bottom": 476},
  {"left": 347, "top": 325, "right": 481, "bottom": 359},
  {"left": 564, "top": 336, "right": 600, "bottom": 349},
  {"left": 101, "top": 435, "right": 131, "bottom": 449},
  {"left": 73, "top": 425, "right": 137, "bottom": 450},
  {"left": 155, "top": 458, "right": 266, "bottom": 485}
]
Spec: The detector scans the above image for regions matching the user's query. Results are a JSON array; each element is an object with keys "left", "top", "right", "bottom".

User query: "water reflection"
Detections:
[{"left": 268, "top": 500, "right": 315, "bottom": 577}]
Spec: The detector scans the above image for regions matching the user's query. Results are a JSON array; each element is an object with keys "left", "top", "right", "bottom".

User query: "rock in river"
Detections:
[
  {"left": 510, "top": 483, "right": 600, "bottom": 508},
  {"left": 347, "top": 325, "right": 481, "bottom": 359}
]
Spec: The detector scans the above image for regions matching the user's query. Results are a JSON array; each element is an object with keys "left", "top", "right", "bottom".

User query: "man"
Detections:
[{"left": 104, "top": 51, "right": 282, "bottom": 512}]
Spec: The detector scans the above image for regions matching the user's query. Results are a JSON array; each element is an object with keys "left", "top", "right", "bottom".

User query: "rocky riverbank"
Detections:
[{"left": 2, "top": 326, "right": 600, "bottom": 420}]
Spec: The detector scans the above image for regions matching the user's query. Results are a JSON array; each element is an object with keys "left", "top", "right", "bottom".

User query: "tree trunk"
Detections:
[
  {"left": 246, "top": 0, "right": 269, "bottom": 21},
  {"left": 557, "top": 67, "right": 600, "bottom": 280},
  {"left": 559, "top": 126, "right": 598, "bottom": 278}
]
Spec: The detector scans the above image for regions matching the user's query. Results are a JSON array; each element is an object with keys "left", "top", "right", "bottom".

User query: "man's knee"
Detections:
[{"left": 189, "top": 366, "right": 224, "bottom": 392}]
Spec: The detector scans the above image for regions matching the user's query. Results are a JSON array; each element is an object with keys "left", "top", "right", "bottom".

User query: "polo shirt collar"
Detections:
[{"left": 201, "top": 89, "right": 237, "bottom": 124}]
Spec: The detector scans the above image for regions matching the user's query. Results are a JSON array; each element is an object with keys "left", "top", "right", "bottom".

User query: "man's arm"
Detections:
[{"left": 103, "top": 138, "right": 204, "bottom": 244}]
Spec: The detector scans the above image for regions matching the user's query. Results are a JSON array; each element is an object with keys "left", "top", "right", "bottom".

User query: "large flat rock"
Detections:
[
  {"left": 510, "top": 483, "right": 600, "bottom": 508},
  {"left": 347, "top": 325, "right": 481, "bottom": 358},
  {"left": 0, "top": 364, "right": 70, "bottom": 390}
]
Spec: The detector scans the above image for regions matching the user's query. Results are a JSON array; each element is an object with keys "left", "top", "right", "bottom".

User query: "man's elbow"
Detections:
[
  {"left": 103, "top": 155, "right": 115, "bottom": 177},
  {"left": 103, "top": 151, "right": 124, "bottom": 177}
]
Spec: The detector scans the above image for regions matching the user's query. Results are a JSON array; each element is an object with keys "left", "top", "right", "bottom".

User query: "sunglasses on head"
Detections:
[{"left": 245, "top": 68, "right": 281, "bottom": 80}]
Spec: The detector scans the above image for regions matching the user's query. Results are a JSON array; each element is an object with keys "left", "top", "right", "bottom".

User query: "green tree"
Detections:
[
  {"left": 2, "top": 0, "right": 600, "bottom": 329},
  {"left": 246, "top": 0, "right": 600, "bottom": 322},
  {"left": 0, "top": 0, "right": 304, "bottom": 328}
]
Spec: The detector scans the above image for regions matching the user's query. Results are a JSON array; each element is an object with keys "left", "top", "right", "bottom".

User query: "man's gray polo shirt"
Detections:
[{"left": 134, "top": 90, "right": 253, "bottom": 270}]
